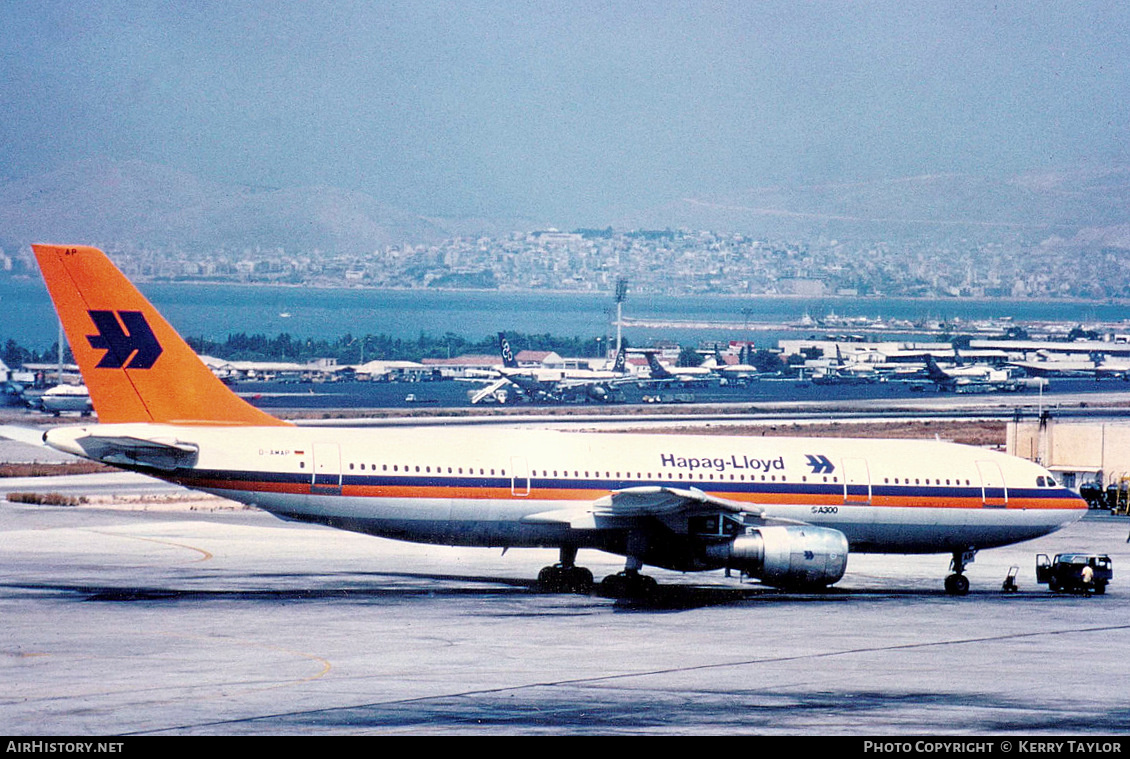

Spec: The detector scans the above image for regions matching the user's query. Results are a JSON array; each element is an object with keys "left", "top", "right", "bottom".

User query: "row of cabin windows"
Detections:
[
  {"left": 347, "top": 463, "right": 502, "bottom": 476},
  {"left": 884, "top": 477, "right": 973, "bottom": 486},
  {"left": 329, "top": 463, "right": 848, "bottom": 484},
  {"left": 882, "top": 476, "right": 1057, "bottom": 488}
]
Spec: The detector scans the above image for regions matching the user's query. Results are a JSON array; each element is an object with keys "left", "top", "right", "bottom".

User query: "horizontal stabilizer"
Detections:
[
  {"left": 0, "top": 425, "right": 50, "bottom": 447},
  {"left": 47, "top": 431, "right": 199, "bottom": 471}
]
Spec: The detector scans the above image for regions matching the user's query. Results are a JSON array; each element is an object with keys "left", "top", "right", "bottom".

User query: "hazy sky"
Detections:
[{"left": 3, "top": 1, "right": 1128, "bottom": 224}]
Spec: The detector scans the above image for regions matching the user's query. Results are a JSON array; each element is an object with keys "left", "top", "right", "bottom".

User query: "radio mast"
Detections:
[{"left": 614, "top": 278, "right": 628, "bottom": 357}]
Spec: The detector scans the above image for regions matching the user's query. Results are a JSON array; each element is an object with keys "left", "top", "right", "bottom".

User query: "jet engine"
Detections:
[{"left": 707, "top": 525, "right": 849, "bottom": 589}]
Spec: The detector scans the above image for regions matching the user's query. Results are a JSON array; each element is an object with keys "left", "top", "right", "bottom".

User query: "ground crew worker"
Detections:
[{"left": 1081, "top": 562, "right": 1095, "bottom": 593}]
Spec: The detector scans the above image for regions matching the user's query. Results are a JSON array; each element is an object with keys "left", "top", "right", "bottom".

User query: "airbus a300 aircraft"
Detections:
[{"left": 28, "top": 245, "right": 1086, "bottom": 595}]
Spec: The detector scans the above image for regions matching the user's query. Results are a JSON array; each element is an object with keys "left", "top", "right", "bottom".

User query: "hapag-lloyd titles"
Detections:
[{"left": 660, "top": 452, "right": 786, "bottom": 473}]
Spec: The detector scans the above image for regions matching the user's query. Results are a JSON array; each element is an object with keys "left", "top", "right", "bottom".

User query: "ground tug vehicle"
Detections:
[{"left": 1035, "top": 553, "right": 1112, "bottom": 594}]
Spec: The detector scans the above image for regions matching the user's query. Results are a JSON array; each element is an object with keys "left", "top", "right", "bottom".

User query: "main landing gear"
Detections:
[
  {"left": 944, "top": 549, "right": 976, "bottom": 596},
  {"left": 598, "top": 553, "right": 658, "bottom": 598},
  {"left": 536, "top": 547, "right": 660, "bottom": 597},
  {"left": 536, "top": 546, "right": 594, "bottom": 594},
  {"left": 598, "top": 569, "right": 658, "bottom": 597}
]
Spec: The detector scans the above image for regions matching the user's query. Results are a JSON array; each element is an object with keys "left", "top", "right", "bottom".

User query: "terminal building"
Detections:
[{"left": 1007, "top": 415, "right": 1130, "bottom": 510}]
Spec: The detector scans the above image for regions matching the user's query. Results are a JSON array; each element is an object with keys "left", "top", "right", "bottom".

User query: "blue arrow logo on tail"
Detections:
[
  {"left": 86, "top": 310, "right": 163, "bottom": 369},
  {"left": 806, "top": 454, "right": 836, "bottom": 475}
]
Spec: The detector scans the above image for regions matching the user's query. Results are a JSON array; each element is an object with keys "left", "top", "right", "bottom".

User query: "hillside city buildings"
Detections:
[{"left": 4, "top": 228, "right": 1126, "bottom": 300}]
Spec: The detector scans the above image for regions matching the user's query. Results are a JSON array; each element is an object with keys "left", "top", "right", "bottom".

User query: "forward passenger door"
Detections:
[
  {"left": 312, "top": 442, "right": 343, "bottom": 494},
  {"left": 842, "top": 457, "right": 871, "bottom": 504},
  {"left": 976, "top": 460, "right": 1007, "bottom": 508}
]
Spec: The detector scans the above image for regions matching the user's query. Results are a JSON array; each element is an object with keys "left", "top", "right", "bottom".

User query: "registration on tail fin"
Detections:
[{"left": 33, "top": 244, "right": 288, "bottom": 426}]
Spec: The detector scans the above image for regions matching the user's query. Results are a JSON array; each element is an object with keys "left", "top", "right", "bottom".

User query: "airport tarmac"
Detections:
[{"left": 2, "top": 488, "right": 1128, "bottom": 736}]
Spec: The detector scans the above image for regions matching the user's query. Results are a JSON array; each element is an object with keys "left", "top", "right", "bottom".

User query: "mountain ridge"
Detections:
[{"left": 2, "top": 159, "right": 1128, "bottom": 257}]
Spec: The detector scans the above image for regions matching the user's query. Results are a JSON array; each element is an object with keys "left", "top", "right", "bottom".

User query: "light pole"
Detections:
[{"left": 614, "top": 278, "right": 628, "bottom": 357}]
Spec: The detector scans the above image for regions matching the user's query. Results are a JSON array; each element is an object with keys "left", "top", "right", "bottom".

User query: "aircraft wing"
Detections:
[
  {"left": 469, "top": 377, "right": 511, "bottom": 404},
  {"left": 520, "top": 485, "right": 806, "bottom": 530},
  {"left": 594, "top": 485, "right": 758, "bottom": 517},
  {"left": 553, "top": 375, "right": 635, "bottom": 390}
]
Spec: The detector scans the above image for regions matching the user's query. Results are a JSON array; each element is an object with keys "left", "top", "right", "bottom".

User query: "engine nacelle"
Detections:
[{"left": 707, "top": 525, "right": 849, "bottom": 589}]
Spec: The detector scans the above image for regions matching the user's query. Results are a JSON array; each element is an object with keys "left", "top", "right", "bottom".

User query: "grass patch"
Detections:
[
  {"left": 0, "top": 462, "right": 112, "bottom": 477},
  {"left": 6, "top": 491, "right": 88, "bottom": 506}
]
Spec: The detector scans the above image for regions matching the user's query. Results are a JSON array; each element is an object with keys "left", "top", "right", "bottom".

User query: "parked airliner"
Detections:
[
  {"left": 924, "top": 354, "right": 1025, "bottom": 394},
  {"left": 494, "top": 333, "right": 631, "bottom": 403},
  {"left": 25, "top": 245, "right": 1086, "bottom": 596}
]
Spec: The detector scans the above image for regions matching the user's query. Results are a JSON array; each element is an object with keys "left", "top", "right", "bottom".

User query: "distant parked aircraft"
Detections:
[
  {"left": 493, "top": 333, "right": 632, "bottom": 403},
  {"left": 924, "top": 353, "right": 1024, "bottom": 393}
]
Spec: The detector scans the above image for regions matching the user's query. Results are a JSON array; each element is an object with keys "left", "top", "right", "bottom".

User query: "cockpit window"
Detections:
[{"left": 1036, "top": 476, "right": 1046, "bottom": 487}]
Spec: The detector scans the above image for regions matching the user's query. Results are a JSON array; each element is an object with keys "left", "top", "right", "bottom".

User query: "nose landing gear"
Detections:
[{"left": 944, "top": 549, "right": 976, "bottom": 595}]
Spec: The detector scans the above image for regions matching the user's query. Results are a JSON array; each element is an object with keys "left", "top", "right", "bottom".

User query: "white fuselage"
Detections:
[{"left": 45, "top": 423, "right": 1086, "bottom": 565}]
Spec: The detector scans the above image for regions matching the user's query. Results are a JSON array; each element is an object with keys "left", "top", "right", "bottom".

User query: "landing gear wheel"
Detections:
[
  {"left": 567, "top": 566, "right": 594, "bottom": 594},
  {"left": 944, "top": 573, "right": 970, "bottom": 596},
  {"left": 946, "top": 549, "right": 975, "bottom": 596},
  {"left": 536, "top": 564, "right": 593, "bottom": 594}
]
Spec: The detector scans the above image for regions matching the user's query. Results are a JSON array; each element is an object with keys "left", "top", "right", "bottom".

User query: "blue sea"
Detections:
[{"left": 1, "top": 276, "right": 1127, "bottom": 351}]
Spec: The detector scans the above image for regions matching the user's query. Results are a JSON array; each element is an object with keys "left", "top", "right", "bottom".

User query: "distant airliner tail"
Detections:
[
  {"left": 498, "top": 332, "right": 519, "bottom": 369},
  {"left": 611, "top": 344, "right": 627, "bottom": 374},
  {"left": 644, "top": 351, "right": 673, "bottom": 380},
  {"left": 924, "top": 355, "right": 951, "bottom": 382},
  {"left": 33, "top": 244, "right": 289, "bottom": 426}
]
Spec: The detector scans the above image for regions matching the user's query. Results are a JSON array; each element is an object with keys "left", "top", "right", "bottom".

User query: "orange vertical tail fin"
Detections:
[{"left": 33, "top": 244, "right": 290, "bottom": 426}]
